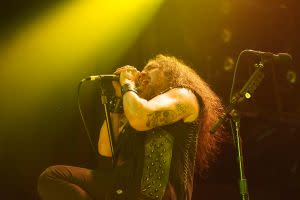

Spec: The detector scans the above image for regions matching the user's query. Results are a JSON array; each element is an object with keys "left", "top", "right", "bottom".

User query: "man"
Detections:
[{"left": 38, "top": 55, "right": 224, "bottom": 200}]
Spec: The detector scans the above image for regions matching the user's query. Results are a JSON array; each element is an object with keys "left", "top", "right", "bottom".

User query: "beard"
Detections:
[
  {"left": 137, "top": 82, "right": 165, "bottom": 100},
  {"left": 137, "top": 84, "right": 153, "bottom": 100}
]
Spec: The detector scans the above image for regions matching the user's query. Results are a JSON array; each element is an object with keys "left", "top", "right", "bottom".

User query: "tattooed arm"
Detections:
[{"left": 123, "top": 88, "right": 200, "bottom": 131}]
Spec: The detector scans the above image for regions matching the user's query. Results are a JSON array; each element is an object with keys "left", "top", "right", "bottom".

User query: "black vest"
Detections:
[{"left": 108, "top": 120, "right": 201, "bottom": 200}]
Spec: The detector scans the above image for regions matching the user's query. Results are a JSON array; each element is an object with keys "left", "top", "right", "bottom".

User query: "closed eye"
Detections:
[{"left": 144, "top": 66, "right": 157, "bottom": 72}]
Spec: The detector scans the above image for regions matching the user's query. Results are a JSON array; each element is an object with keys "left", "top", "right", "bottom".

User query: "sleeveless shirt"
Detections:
[{"left": 108, "top": 89, "right": 203, "bottom": 200}]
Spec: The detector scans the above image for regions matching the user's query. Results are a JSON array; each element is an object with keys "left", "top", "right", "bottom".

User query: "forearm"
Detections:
[
  {"left": 98, "top": 113, "right": 122, "bottom": 157},
  {"left": 123, "top": 91, "right": 148, "bottom": 130}
]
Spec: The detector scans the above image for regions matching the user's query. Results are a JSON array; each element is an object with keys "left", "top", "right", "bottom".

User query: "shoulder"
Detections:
[
  {"left": 169, "top": 87, "right": 200, "bottom": 122},
  {"left": 149, "top": 87, "right": 200, "bottom": 123},
  {"left": 167, "top": 87, "right": 197, "bottom": 99},
  {"left": 161, "top": 87, "right": 199, "bottom": 108},
  {"left": 151, "top": 87, "right": 198, "bottom": 102}
]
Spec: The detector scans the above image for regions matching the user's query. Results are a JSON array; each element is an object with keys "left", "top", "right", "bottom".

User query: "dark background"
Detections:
[{"left": 1, "top": 0, "right": 299, "bottom": 199}]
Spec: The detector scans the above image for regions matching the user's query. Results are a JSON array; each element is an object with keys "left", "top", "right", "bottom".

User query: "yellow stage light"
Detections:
[{"left": 0, "top": 0, "right": 164, "bottom": 116}]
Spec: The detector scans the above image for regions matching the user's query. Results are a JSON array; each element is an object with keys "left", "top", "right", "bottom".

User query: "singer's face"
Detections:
[{"left": 137, "top": 62, "right": 167, "bottom": 100}]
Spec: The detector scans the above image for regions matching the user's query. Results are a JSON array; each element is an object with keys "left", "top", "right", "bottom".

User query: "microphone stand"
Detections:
[
  {"left": 99, "top": 81, "right": 116, "bottom": 166},
  {"left": 210, "top": 62, "right": 265, "bottom": 200}
]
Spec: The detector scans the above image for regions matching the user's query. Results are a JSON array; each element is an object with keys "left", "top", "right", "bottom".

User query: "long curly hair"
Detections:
[{"left": 146, "top": 54, "right": 225, "bottom": 174}]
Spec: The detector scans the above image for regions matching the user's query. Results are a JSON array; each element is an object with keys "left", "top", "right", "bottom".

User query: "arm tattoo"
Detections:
[
  {"left": 146, "top": 110, "right": 176, "bottom": 128},
  {"left": 146, "top": 104, "right": 188, "bottom": 128}
]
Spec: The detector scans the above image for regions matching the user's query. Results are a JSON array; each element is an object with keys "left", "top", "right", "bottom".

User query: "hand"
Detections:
[{"left": 114, "top": 65, "right": 140, "bottom": 86}]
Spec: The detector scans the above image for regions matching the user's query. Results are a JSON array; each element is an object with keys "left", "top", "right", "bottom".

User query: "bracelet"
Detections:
[
  {"left": 121, "top": 83, "right": 138, "bottom": 96},
  {"left": 109, "top": 96, "right": 123, "bottom": 113}
]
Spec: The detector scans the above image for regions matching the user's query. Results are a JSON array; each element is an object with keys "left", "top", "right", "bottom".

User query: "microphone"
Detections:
[
  {"left": 245, "top": 50, "right": 292, "bottom": 64},
  {"left": 81, "top": 74, "right": 119, "bottom": 82}
]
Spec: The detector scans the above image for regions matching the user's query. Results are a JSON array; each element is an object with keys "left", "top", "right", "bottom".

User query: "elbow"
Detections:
[
  {"left": 127, "top": 117, "right": 150, "bottom": 132},
  {"left": 124, "top": 102, "right": 152, "bottom": 132}
]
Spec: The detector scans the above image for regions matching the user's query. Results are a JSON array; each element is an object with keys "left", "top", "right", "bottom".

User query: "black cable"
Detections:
[
  {"left": 228, "top": 51, "right": 246, "bottom": 145},
  {"left": 228, "top": 50, "right": 258, "bottom": 145},
  {"left": 77, "top": 80, "right": 99, "bottom": 156},
  {"left": 230, "top": 50, "right": 247, "bottom": 102},
  {"left": 229, "top": 50, "right": 250, "bottom": 146}
]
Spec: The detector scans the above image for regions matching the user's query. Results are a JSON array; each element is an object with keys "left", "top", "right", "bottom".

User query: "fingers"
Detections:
[
  {"left": 114, "top": 65, "right": 139, "bottom": 75},
  {"left": 114, "top": 65, "right": 141, "bottom": 86}
]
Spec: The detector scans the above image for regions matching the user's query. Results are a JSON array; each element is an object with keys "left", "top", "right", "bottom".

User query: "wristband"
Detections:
[{"left": 121, "top": 83, "right": 138, "bottom": 96}]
